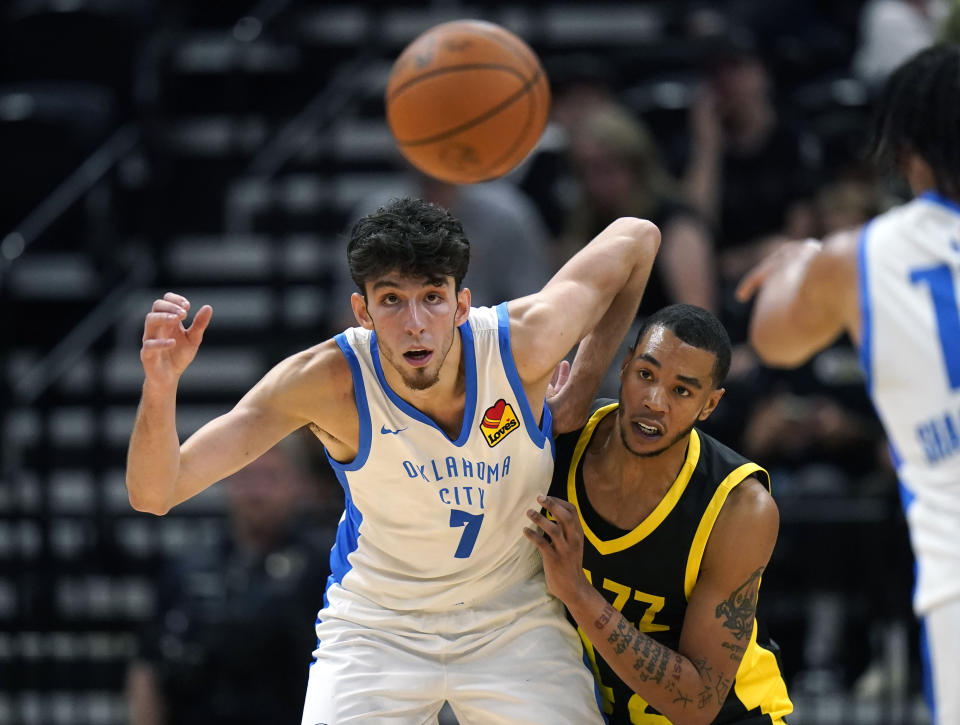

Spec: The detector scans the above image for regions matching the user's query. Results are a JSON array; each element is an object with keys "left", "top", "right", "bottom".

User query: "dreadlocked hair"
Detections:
[{"left": 868, "top": 43, "right": 960, "bottom": 199}]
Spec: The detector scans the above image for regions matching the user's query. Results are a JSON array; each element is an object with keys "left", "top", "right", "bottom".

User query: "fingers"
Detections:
[
  {"left": 734, "top": 266, "right": 764, "bottom": 303},
  {"left": 526, "top": 506, "right": 558, "bottom": 537},
  {"left": 537, "top": 494, "right": 577, "bottom": 522},
  {"left": 185, "top": 304, "right": 213, "bottom": 343},
  {"left": 142, "top": 294, "right": 210, "bottom": 348},
  {"left": 554, "top": 360, "right": 570, "bottom": 389},
  {"left": 142, "top": 311, "right": 182, "bottom": 345},
  {"left": 521, "top": 526, "right": 549, "bottom": 552}
]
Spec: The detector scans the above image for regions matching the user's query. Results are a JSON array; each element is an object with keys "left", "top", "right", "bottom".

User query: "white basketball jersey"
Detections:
[
  {"left": 859, "top": 191, "right": 960, "bottom": 614},
  {"left": 322, "top": 303, "right": 555, "bottom": 613}
]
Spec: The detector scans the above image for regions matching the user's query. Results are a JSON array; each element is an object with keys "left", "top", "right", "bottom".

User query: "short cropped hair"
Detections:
[
  {"left": 347, "top": 197, "right": 470, "bottom": 294},
  {"left": 633, "top": 304, "right": 732, "bottom": 387}
]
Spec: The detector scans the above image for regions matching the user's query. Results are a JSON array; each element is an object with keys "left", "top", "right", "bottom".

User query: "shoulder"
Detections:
[
  {"left": 722, "top": 477, "right": 779, "bottom": 527},
  {"left": 258, "top": 338, "right": 354, "bottom": 416},
  {"left": 273, "top": 338, "right": 351, "bottom": 386},
  {"left": 701, "top": 476, "right": 779, "bottom": 577}
]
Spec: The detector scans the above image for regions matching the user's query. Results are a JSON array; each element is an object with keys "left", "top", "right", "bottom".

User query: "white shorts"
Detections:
[
  {"left": 925, "top": 596, "right": 960, "bottom": 725},
  {"left": 300, "top": 576, "right": 604, "bottom": 725}
]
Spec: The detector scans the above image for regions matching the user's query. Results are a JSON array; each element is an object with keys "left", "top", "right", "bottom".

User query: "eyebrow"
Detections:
[
  {"left": 638, "top": 353, "right": 704, "bottom": 389},
  {"left": 370, "top": 277, "right": 446, "bottom": 291}
]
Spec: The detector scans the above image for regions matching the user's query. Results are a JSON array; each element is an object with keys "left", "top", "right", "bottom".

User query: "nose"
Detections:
[
  {"left": 643, "top": 385, "right": 667, "bottom": 414},
  {"left": 403, "top": 301, "right": 426, "bottom": 335}
]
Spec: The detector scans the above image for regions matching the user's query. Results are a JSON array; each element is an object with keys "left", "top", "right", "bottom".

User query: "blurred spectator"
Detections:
[
  {"left": 942, "top": 0, "right": 960, "bottom": 41},
  {"left": 813, "top": 176, "right": 885, "bottom": 237},
  {"left": 682, "top": 30, "right": 820, "bottom": 341},
  {"left": 561, "top": 103, "right": 717, "bottom": 316},
  {"left": 125, "top": 432, "right": 338, "bottom": 725},
  {"left": 513, "top": 53, "right": 619, "bottom": 239},
  {"left": 853, "top": 0, "right": 948, "bottom": 90}
]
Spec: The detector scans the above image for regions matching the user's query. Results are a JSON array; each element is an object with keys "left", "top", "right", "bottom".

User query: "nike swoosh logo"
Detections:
[{"left": 380, "top": 425, "right": 407, "bottom": 435}]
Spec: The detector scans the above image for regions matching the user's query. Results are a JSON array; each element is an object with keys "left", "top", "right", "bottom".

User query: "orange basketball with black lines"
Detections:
[{"left": 385, "top": 19, "right": 551, "bottom": 185}]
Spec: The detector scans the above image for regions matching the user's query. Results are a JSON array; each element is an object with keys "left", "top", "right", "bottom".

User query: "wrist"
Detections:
[
  {"left": 142, "top": 377, "right": 179, "bottom": 399},
  {"left": 565, "top": 581, "right": 605, "bottom": 622}
]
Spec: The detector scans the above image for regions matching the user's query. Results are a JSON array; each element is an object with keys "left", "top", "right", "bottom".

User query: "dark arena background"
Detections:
[{"left": 3, "top": 1, "right": 951, "bottom": 723}]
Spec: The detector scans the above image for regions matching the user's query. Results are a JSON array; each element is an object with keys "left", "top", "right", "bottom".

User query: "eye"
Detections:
[
  {"left": 675, "top": 386, "right": 690, "bottom": 397},
  {"left": 381, "top": 293, "right": 399, "bottom": 305},
  {"left": 425, "top": 292, "right": 443, "bottom": 303},
  {"left": 638, "top": 369, "right": 652, "bottom": 380}
]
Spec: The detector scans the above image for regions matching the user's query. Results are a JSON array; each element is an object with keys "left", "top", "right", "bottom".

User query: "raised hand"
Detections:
[
  {"left": 734, "top": 239, "right": 822, "bottom": 304},
  {"left": 140, "top": 292, "right": 213, "bottom": 387}
]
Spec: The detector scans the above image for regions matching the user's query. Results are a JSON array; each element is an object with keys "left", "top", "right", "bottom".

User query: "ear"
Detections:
[
  {"left": 619, "top": 346, "right": 636, "bottom": 378},
  {"left": 900, "top": 150, "right": 937, "bottom": 197},
  {"left": 455, "top": 286, "right": 471, "bottom": 326},
  {"left": 697, "top": 387, "right": 725, "bottom": 421},
  {"left": 351, "top": 292, "right": 374, "bottom": 330}
]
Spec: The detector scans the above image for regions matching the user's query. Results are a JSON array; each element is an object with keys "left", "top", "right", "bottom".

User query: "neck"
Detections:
[{"left": 593, "top": 413, "right": 692, "bottom": 497}]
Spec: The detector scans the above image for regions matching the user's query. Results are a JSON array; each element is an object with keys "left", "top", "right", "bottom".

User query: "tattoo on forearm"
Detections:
[
  {"left": 596, "top": 603, "right": 615, "bottom": 629},
  {"left": 714, "top": 672, "right": 733, "bottom": 703},
  {"left": 694, "top": 657, "right": 716, "bottom": 710},
  {"left": 674, "top": 690, "right": 692, "bottom": 708},
  {"left": 722, "top": 641, "right": 745, "bottom": 661},
  {"left": 715, "top": 567, "right": 764, "bottom": 641},
  {"left": 608, "top": 617, "right": 635, "bottom": 655},
  {"left": 697, "top": 688, "right": 713, "bottom": 708}
]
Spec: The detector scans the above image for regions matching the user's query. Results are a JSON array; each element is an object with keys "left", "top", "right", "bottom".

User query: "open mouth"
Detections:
[
  {"left": 632, "top": 420, "right": 663, "bottom": 439},
  {"left": 403, "top": 349, "right": 433, "bottom": 367}
]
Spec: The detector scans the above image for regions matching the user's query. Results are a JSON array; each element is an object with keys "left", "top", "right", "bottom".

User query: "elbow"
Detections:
[
  {"left": 618, "top": 217, "right": 662, "bottom": 252},
  {"left": 126, "top": 484, "right": 172, "bottom": 516},
  {"left": 748, "top": 326, "right": 813, "bottom": 369}
]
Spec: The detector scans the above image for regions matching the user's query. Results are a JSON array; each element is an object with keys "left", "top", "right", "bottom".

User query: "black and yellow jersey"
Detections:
[{"left": 549, "top": 401, "right": 793, "bottom": 725}]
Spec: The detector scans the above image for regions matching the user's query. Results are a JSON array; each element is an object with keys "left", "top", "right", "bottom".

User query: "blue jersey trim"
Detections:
[
  {"left": 920, "top": 189, "right": 960, "bottom": 215},
  {"left": 369, "top": 321, "right": 477, "bottom": 446},
  {"left": 321, "top": 466, "right": 362, "bottom": 612},
  {"left": 918, "top": 617, "right": 936, "bottom": 722},
  {"left": 544, "top": 401, "right": 556, "bottom": 460},
  {"left": 857, "top": 220, "right": 875, "bottom": 395},
  {"left": 496, "top": 302, "right": 550, "bottom": 449},
  {"left": 326, "top": 333, "right": 371, "bottom": 471},
  {"left": 888, "top": 439, "right": 903, "bottom": 471}
]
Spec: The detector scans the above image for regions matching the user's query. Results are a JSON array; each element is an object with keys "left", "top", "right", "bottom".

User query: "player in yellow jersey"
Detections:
[{"left": 527, "top": 304, "right": 792, "bottom": 724}]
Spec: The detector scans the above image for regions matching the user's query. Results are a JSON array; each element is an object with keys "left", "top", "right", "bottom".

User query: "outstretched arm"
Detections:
[
  {"left": 126, "top": 293, "right": 348, "bottom": 515},
  {"left": 509, "top": 217, "right": 660, "bottom": 413},
  {"left": 735, "top": 230, "right": 860, "bottom": 367},
  {"left": 547, "top": 264, "right": 647, "bottom": 433},
  {"left": 526, "top": 481, "right": 779, "bottom": 725}
]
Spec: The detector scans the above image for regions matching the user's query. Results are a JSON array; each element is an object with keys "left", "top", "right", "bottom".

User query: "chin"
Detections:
[{"left": 402, "top": 370, "right": 440, "bottom": 391}]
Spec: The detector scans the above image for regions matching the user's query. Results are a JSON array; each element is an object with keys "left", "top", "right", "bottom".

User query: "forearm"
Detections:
[
  {"left": 566, "top": 589, "right": 726, "bottom": 725},
  {"left": 126, "top": 382, "right": 182, "bottom": 515},
  {"left": 126, "top": 660, "right": 166, "bottom": 725},
  {"left": 682, "top": 149, "right": 721, "bottom": 225},
  {"left": 552, "top": 264, "right": 647, "bottom": 432},
  {"left": 749, "top": 241, "right": 829, "bottom": 367}
]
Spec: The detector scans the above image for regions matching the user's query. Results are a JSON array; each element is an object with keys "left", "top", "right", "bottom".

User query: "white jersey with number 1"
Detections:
[
  {"left": 323, "top": 302, "right": 555, "bottom": 613},
  {"left": 858, "top": 191, "right": 960, "bottom": 616}
]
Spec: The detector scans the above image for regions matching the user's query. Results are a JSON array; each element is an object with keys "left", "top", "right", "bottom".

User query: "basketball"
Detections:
[{"left": 385, "top": 19, "right": 551, "bottom": 185}]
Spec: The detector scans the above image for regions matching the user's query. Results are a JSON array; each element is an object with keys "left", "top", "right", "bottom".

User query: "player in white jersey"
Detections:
[
  {"left": 735, "top": 44, "right": 960, "bottom": 725},
  {"left": 125, "top": 196, "right": 661, "bottom": 724}
]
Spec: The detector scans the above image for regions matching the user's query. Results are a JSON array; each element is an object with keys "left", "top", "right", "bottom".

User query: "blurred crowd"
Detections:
[{"left": 6, "top": 0, "right": 960, "bottom": 723}]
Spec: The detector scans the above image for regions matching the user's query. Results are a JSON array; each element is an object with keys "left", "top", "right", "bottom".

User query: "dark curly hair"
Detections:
[
  {"left": 347, "top": 197, "right": 470, "bottom": 295},
  {"left": 868, "top": 43, "right": 960, "bottom": 199},
  {"left": 634, "top": 304, "right": 732, "bottom": 387}
]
